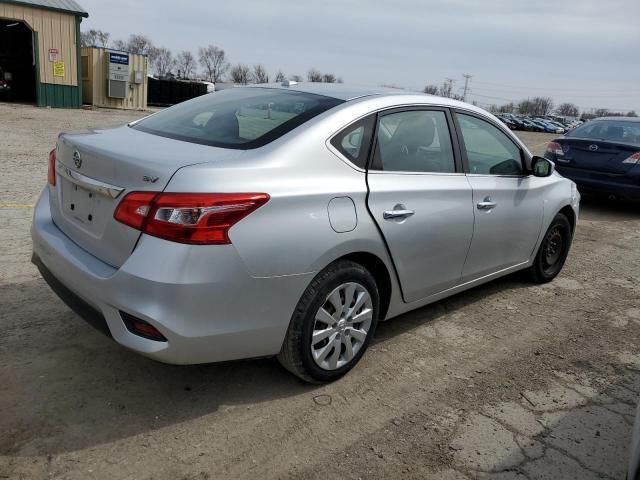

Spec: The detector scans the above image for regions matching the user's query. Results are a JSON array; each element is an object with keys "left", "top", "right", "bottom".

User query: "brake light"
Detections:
[
  {"left": 545, "top": 142, "right": 563, "bottom": 156},
  {"left": 622, "top": 152, "right": 640, "bottom": 164},
  {"left": 47, "top": 149, "right": 56, "bottom": 186},
  {"left": 114, "top": 192, "right": 269, "bottom": 244}
]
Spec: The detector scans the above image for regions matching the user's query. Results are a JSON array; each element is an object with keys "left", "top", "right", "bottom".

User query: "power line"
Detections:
[{"left": 472, "top": 80, "right": 640, "bottom": 95}]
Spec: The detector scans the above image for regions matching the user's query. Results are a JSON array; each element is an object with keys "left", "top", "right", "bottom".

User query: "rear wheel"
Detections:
[
  {"left": 278, "top": 260, "right": 379, "bottom": 383},
  {"left": 526, "top": 213, "right": 572, "bottom": 283}
]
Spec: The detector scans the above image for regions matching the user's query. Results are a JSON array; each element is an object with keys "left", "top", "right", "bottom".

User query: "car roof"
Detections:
[
  {"left": 594, "top": 116, "right": 640, "bottom": 122},
  {"left": 246, "top": 82, "right": 419, "bottom": 101}
]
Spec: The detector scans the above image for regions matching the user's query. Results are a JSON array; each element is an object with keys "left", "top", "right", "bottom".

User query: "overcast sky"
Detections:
[{"left": 82, "top": 0, "right": 640, "bottom": 113}]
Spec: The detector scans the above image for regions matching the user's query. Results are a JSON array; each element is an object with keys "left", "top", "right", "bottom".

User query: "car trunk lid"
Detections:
[
  {"left": 50, "top": 125, "right": 245, "bottom": 267},
  {"left": 556, "top": 138, "right": 638, "bottom": 174}
]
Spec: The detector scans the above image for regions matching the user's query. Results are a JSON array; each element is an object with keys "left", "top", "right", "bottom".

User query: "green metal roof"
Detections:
[{"left": 0, "top": 0, "right": 88, "bottom": 17}]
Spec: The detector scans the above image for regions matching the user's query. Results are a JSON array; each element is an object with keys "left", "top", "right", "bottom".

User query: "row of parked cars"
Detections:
[{"left": 496, "top": 114, "right": 583, "bottom": 134}]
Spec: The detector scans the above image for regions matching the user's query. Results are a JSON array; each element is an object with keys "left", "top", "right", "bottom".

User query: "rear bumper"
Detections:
[
  {"left": 555, "top": 166, "right": 640, "bottom": 199},
  {"left": 31, "top": 188, "right": 313, "bottom": 364}
]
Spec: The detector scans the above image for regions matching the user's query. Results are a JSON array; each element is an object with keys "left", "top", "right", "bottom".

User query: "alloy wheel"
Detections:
[{"left": 310, "top": 282, "right": 373, "bottom": 371}]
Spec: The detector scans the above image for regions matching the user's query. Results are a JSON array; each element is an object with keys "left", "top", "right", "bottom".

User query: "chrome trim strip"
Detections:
[{"left": 55, "top": 161, "right": 124, "bottom": 199}]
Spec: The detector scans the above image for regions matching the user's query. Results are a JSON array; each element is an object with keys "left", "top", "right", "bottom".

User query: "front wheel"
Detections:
[
  {"left": 526, "top": 212, "right": 573, "bottom": 283},
  {"left": 278, "top": 260, "right": 379, "bottom": 383}
]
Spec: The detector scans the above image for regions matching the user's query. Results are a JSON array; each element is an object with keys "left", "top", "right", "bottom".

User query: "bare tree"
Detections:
[
  {"left": 322, "top": 73, "right": 336, "bottom": 83},
  {"left": 307, "top": 69, "right": 323, "bottom": 82},
  {"left": 518, "top": 99, "right": 534, "bottom": 115},
  {"left": 533, "top": 97, "right": 554, "bottom": 116},
  {"left": 252, "top": 64, "right": 269, "bottom": 84},
  {"left": 112, "top": 39, "right": 127, "bottom": 51},
  {"left": 627, "top": 110, "right": 638, "bottom": 117},
  {"left": 423, "top": 84, "right": 438, "bottom": 95},
  {"left": 124, "top": 34, "right": 155, "bottom": 55},
  {"left": 498, "top": 102, "right": 516, "bottom": 114},
  {"left": 337, "top": 77, "right": 344, "bottom": 83},
  {"left": 229, "top": 64, "right": 251, "bottom": 85},
  {"left": 81, "top": 29, "right": 110, "bottom": 48},
  {"left": 440, "top": 79, "right": 454, "bottom": 98},
  {"left": 176, "top": 51, "right": 196, "bottom": 79},
  {"left": 290, "top": 74, "right": 303, "bottom": 82},
  {"left": 198, "top": 45, "right": 229, "bottom": 83},
  {"left": 151, "top": 47, "right": 175, "bottom": 78},
  {"left": 274, "top": 70, "right": 286, "bottom": 82},
  {"left": 594, "top": 108, "right": 610, "bottom": 117},
  {"left": 557, "top": 103, "right": 579, "bottom": 117}
]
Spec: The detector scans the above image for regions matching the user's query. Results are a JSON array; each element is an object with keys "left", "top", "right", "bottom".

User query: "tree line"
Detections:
[
  {"left": 80, "top": 30, "right": 343, "bottom": 85},
  {"left": 423, "top": 82, "right": 637, "bottom": 119}
]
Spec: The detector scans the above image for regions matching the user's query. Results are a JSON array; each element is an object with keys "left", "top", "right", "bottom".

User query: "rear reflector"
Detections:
[
  {"left": 622, "top": 152, "right": 640, "bottom": 164},
  {"left": 545, "top": 142, "right": 563, "bottom": 156},
  {"left": 114, "top": 192, "right": 269, "bottom": 245},
  {"left": 121, "top": 311, "right": 167, "bottom": 342},
  {"left": 48, "top": 149, "right": 56, "bottom": 186}
]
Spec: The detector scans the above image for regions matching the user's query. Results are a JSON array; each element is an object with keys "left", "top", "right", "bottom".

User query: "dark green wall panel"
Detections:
[{"left": 37, "top": 83, "right": 81, "bottom": 108}]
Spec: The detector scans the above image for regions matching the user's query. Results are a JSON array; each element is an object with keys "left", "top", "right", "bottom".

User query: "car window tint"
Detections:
[
  {"left": 567, "top": 120, "right": 640, "bottom": 143},
  {"left": 132, "top": 88, "right": 343, "bottom": 149},
  {"left": 330, "top": 115, "right": 375, "bottom": 169},
  {"left": 372, "top": 110, "right": 456, "bottom": 173},
  {"left": 457, "top": 114, "right": 523, "bottom": 175}
]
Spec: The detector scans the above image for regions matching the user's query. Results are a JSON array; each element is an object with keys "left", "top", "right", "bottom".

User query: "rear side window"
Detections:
[
  {"left": 567, "top": 120, "right": 640, "bottom": 144},
  {"left": 371, "top": 110, "right": 456, "bottom": 173},
  {"left": 132, "top": 88, "right": 343, "bottom": 149},
  {"left": 330, "top": 115, "right": 375, "bottom": 169}
]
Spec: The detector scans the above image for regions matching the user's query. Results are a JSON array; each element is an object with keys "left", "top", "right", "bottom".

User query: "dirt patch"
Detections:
[{"left": 0, "top": 103, "right": 638, "bottom": 479}]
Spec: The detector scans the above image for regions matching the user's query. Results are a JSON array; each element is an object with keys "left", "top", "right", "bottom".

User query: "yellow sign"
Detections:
[{"left": 53, "top": 61, "right": 65, "bottom": 77}]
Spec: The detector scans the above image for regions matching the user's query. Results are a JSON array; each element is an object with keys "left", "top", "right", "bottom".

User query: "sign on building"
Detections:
[
  {"left": 107, "top": 51, "right": 129, "bottom": 99},
  {"left": 53, "top": 61, "right": 65, "bottom": 77}
]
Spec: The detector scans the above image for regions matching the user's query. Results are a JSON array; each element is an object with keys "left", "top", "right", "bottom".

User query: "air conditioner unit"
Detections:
[{"left": 107, "top": 51, "right": 129, "bottom": 99}]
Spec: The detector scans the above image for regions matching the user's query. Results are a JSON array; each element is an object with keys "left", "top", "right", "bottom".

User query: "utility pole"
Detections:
[{"left": 462, "top": 74, "right": 472, "bottom": 102}]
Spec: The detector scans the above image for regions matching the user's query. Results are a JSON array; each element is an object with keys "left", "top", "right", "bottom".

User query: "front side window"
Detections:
[
  {"left": 457, "top": 114, "right": 523, "bottom": 175},
  {"left": 371, "top": 110, "right": 456, "bottom": 173},
  {"left": 132, "top": 88, "right": 343, "bottom": 149}
]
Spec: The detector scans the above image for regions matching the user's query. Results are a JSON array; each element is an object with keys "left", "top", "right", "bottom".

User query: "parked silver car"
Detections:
[{"left": 32, "top": 83, "right": 580, "bottom": 382}]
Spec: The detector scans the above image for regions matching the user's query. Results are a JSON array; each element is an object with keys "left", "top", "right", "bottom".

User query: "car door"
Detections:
[
  {"left": 454, "top": 111, "right": 544, "bottom": 281},
  {"left": 366, "top": 107, "right": 474, "bottom": 303}
]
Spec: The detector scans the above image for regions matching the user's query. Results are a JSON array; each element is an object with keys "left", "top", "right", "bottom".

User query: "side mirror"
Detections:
[{"left": 531, "top": 156, "right": 555, "bottom": 177}]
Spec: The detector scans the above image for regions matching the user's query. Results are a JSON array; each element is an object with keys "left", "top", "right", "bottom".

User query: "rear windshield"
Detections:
[
  {"left": 132, "top": 88, "right": 343, "bottom": 149},
  {"left": 567, "top": 120, "right": 640, "bottom": 144}
]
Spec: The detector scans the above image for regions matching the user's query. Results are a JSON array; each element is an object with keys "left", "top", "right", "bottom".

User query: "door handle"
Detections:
[
  {"left": 383, "top": 205, "right": 415, "bottom": 220},
  {"left": 477, "top": 197, "right": 497, "bottom": 210}
]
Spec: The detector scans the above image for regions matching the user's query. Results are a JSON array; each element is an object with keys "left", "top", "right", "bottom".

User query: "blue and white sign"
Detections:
[{"left": 109, "top": 52, "right": 129, "bottom": 65}]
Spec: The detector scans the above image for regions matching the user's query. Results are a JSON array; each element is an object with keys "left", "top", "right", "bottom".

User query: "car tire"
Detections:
[
  {"left": 278, "top": 260, "right": 380, "bottom": 383},
  {"left": 526, "top": 213, "right": 573, "bottom": 283}
]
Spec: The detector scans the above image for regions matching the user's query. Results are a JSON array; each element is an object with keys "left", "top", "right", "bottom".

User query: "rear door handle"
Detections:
[
  {"left": 383, "top": 204, "right": 415, "bottom": 221},
  {"left": 477, "top": 197, "right": 497, "bottom": 210}
]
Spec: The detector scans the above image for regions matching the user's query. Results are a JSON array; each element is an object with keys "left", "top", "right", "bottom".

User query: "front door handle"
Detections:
[
  {"left": 383, "top": 204, "right": 415, "bottom": 221},
  {"left": 477, "top": 197, "right": 497, "bottom": 210}
]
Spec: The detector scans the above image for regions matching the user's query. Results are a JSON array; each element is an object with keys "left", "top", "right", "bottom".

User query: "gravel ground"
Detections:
[{"left": 0, "top": 103, "right": 639, "bottom": 480}]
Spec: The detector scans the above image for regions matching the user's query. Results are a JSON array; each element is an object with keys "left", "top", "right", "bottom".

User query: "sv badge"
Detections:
[{"left": 142, "top": 175, "right": 159, "bottom": 183}]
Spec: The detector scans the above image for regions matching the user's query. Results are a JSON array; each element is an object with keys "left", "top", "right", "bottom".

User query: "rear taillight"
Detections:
[
  {"left": 622, "top": 152, "right": 640, "bottom": 164},
  {"left": 114, "top": 192, "right": 269, "bottom": 245},
  {"left": 47, "top": 149, "right": 56, "bottom": 186},
  {"left": 545, "top": 142, "right": 563, "bottom": 156}
]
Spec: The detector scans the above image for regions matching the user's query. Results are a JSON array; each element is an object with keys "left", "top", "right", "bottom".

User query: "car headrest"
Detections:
[{"left": 387, "top": 113, "right": 435, "bottom": 154}]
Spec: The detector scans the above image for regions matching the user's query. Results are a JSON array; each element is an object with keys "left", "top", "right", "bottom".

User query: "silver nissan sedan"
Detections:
[{"left": 31, "top": 83, "right": 580, "bottom": 382}]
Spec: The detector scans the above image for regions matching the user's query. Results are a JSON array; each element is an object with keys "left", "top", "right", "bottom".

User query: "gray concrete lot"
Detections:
[{"left": 0, "top": 103, "right": 639, "bottom": 480}]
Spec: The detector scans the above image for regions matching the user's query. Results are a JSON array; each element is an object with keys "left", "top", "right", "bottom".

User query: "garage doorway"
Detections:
[{"left": 0, "top": 19, "right": 36, "bottom": 104}]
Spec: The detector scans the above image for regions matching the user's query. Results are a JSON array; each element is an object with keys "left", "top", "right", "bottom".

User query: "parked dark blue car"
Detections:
[{"left": 544, "top": 117, "right": 640, "bottom": 200}]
